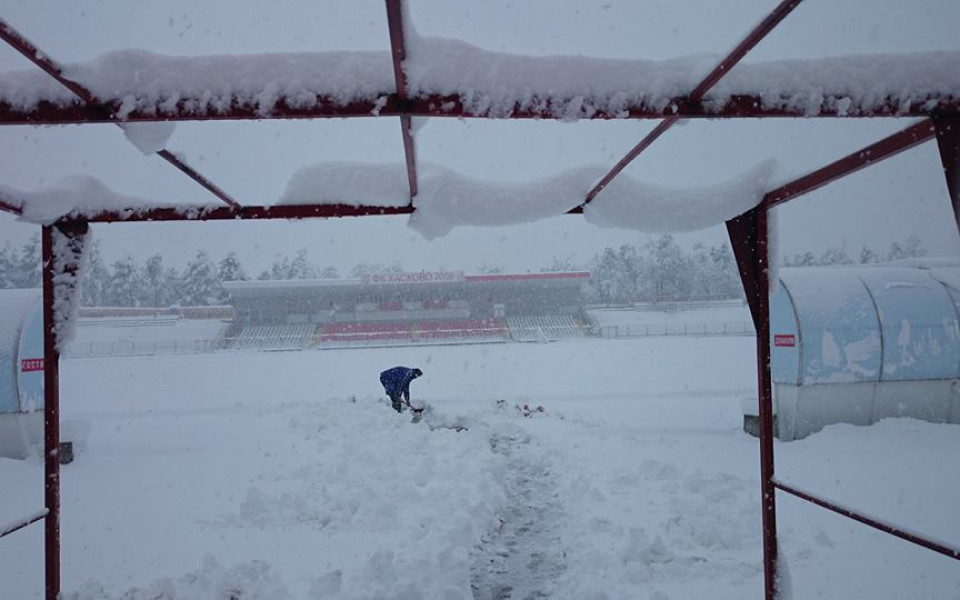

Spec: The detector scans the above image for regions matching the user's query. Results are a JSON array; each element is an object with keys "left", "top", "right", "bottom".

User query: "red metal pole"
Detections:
[
  {"left": 385, "top": 0, "right": 419, "bottom": 202},
  {"left": 40, "top": 225, "right": 60, "bottom": 600},
  {"left": 933, "top": 116, "right": 960, "bottom": 233},
  {"left": 754, "top": 207, "right": 778, "bottom": 600},
  {"left": 726, "top": 207, "right": 778, "bottom": 600}
]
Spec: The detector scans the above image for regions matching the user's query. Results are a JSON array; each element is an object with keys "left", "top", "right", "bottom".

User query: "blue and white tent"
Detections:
[
  {"left": 0, "top": 289, "right": 44, "bottom": 458},
  {"left": 769, "top": 260, "right": 960, "bottom": 440}
]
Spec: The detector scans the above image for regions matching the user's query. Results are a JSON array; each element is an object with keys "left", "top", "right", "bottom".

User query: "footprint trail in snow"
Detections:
[{"left": 471, "top": 432, "right": 568, "bottom": 600}]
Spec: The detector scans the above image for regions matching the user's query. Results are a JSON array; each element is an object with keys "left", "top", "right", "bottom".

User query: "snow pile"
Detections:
[
  {"left": 280, "top": 162, "right": 410, "bottom": 207},
  {"left": 582, "top": 160, "right": 777, "bottom": 233},
  {"left": 5, "top": 176, "right": 216, "bottom": 224},
  {"left": 50, "top": 227, "right": 89, "bottom": 351},
  {"left": 404, "top": 35, "right": 710, "bottom": 119},
  {"left": 1, "top": 339, "right": 957, "bottom": 599},
  {"left": 0, "top": 41, "right": 957, "bottom": 119},
  {"left": 119, "top": 122, "right": 176, "bottom": 155},
  {"left": 713, "top": 52, "right": 960, "bottom": 116},
  {"left": 279, "top": 160, "right": 777, "bottom": 238},
  {"left": 64, "top": 556, "right": 291, "bottom": 600}
]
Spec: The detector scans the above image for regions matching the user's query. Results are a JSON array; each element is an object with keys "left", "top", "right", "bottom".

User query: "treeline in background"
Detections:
[{"left": 0, "top": 234, "right": 929, "bottom": 307}]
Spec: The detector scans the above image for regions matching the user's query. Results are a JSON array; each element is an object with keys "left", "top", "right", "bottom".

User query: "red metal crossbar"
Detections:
[
  {"left": 763, "top": 119, "right": 936, "bottom": 209},
  {"left": 67, "top": 202, "right": 415, "bottom": 224},
  {"left": 3, "top": 94, "right": 957, "bottom": 126},
  {"left": 774, "top": 480, "right": 960, "bottom": 560},
  {"left": 0, "top": 197, "right": 22, "bottom": 215},
  {"left": 0, "top": 509, "right": 47, "bottom": 539},
  {"left": 40, "top": 225, "right": 61, "bottom": 600}
]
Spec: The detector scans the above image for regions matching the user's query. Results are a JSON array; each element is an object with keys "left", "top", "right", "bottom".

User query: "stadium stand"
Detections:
[
  {"left": 232, "top": 324, "right": 317, "bottom": 351},
  {"left": 507, "top": 315, "right": 584, "bottom": 342}
]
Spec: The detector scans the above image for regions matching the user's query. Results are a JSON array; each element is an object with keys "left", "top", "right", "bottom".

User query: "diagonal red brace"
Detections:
[{"left": 582, "top": 0, "right": 804, "bottom": 207}]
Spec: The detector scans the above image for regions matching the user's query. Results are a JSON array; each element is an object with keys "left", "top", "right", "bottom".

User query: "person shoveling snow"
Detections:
[{"left": 379, "top": 366, "right": 424, "bottom": 416}]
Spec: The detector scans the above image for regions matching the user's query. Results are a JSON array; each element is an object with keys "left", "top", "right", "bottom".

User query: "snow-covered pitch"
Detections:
[{"left": 1, "top": 337, "right": 957, "bottom": 599}]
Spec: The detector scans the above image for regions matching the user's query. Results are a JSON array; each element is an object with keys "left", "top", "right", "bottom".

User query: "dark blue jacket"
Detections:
[{"left": 380, "top": 366, "right": 421, "bottom": 400}]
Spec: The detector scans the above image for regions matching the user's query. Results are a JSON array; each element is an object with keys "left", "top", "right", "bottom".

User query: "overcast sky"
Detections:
[{"left": 1, "top": 0, "right": 959, "bottom": 275}]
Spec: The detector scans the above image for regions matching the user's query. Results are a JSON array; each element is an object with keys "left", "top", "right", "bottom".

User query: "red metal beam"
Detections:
[
  {"left": 762, "top": 119, "right": 937, "bottom": 210},
  {"left": 65, "top": 202, "right": 414, "bottom": 224},
  {"left": 726, "top": 207, "right": 779, "bottom": 600},
  {"left": 3, "top": 94, "right": 959, "bottom": 126},
  {"left": 0, "top": 509, "right": 47, "bottom": 539},
  {"left": 583, "top": 116, "right": 679, "bottom": 205},
  {"left": 385, "top": 0, "right": 419, "bottom": 201},
  {"left": 155, "top": 150, "right": 240, "bottom": 209},
  {"left": 582, "top": 0, "right": 804, "bottom": 206},
  {"left": 0, "top": 20, "right": 97, "bottom": 104},
  {"left": 40, "top": 225, "right": 61, "bottom": 600},
  {"left": 0, "top": 19, "right": 240, "bottom": 209},
  {"left": 774, "top": 480, "right": 960, "bottom": 561},
  {"left": 933, "top": 116, "right": 960, "bottom": 232},
  {"left": 0, "top": 198, "right": 23, "bottom": 215}
]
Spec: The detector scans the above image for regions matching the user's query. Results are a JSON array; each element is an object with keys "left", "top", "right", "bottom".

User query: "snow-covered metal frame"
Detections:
[
  {"left": 0, "top": 20, "right": 241, "bottom": 209},
  {"left": 1, "top": 1, "right": 959, "bottom": 599}
]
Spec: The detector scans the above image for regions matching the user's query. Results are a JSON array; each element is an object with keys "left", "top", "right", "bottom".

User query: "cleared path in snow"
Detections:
[{"left": 471, "top": 431, "right": 568, "bottom": 600}]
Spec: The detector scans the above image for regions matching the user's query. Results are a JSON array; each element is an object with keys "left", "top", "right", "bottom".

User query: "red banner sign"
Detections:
[
  {"left": 774, "top": 334, "right": 796, "bottom": 348},
  {"left": 363, "top": 271, "right": 464, "bottom": 285},
  {"left": 20, "top": 358, "right": 44, "bottom": 372}
]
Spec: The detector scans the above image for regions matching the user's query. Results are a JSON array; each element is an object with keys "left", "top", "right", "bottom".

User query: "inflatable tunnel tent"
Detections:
[
  {"left": 764, "top": 260, "right": 960, "bottom": 440},
  {"left": 0, "top": 289, "right": 44, "bottom": 459}
]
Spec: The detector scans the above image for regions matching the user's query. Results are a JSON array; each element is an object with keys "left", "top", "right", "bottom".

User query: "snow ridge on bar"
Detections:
[
  {"left": 280, "top": 161, "right": 778, "bottom": 239},
  {"left": 1, "top": 44, "right": 959, "bottom": 120},
  {"left": 2, "top": 176, "right": 218, "bottom": 225}
]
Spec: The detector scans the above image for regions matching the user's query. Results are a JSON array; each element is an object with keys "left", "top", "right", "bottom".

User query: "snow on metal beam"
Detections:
[
  {"left": 6, "top": 94, "right": 958, "bottom": 127},
  {"left": 762, "top": 119, "right": 936, "bottom": 210},
  {"left": 385, "top": 0, "right": 418, "bottom": 201},
  {"left": 67, "top": 203, "right": 415, "bottom": 224},
  {"left": 0, "top": 18, "right": 240, "bottom": 209},
  {"left": 581, "top": 0, "right": 804, "bottom": 208}
]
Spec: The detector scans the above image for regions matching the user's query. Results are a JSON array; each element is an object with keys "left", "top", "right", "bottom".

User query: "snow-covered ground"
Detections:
[{"left": 1, "top": 337, "right": 958, "bottom": 599}]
